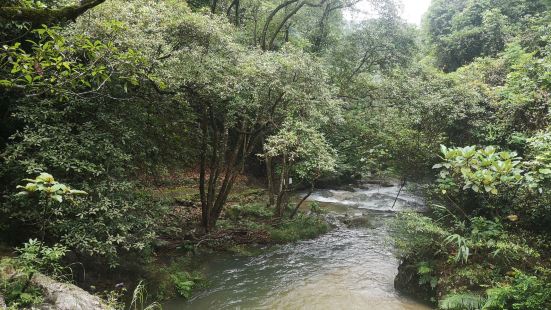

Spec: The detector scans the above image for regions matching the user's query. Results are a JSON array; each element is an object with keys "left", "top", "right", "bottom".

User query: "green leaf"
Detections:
[
  {"left": 69, "top": 189, "right": 88, "bottom": 195},
  {"left": 37, "top": 173, "right": 55, "bottom": 183},
  {"left": 51, "top": 195, "right": 63, "bottom": 203}
]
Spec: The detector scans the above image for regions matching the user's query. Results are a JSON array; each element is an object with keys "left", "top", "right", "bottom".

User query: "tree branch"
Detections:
[{"left": 0, "top": 0, "right": 106, "bottom": 26}]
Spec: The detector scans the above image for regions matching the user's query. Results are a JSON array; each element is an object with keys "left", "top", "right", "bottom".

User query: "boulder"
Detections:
[{"left": 32, "top": 273, "right": 111, "bottom": 310}]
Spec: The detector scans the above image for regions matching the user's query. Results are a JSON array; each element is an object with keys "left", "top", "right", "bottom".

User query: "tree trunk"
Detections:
[
  {"left": 391, "top": 178, "right": 405, "bottom": 209},
  {"left": 274, "top": 156, "right": 289, "bottom": 217},
  {"left": 211, "top": 0, "right": 218, "bottom": 14},
  {"left": 312, "top": 2, "right": 331, "bottom": 52},
  {"left": 290, "top": 183, "right": 313, "bottom": 218},
  {"left": 200, "top": 120, "right": 264, "bottom": 231},
  {"left": 199, "top": 107, "right": 210, "bottom": 232},
  {"left": 260, "top": 0, "right": 299, "bottom": 50},
  {"left": 265, "top": 155, "right": 275, "bottom": 207},
  {"left": 267, "top": 2, "right": 306, "bottom": 50},
  {"left": 234, "top": 0, "right": 240, "bottom": 26}
]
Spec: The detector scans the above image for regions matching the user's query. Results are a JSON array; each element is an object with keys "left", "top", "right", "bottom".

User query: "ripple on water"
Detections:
[{"left": 163, "top": 182, "right": 432, "bottom": 310}]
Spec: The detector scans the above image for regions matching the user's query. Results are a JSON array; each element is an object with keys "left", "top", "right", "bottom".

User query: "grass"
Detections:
[
  {"left": 269, "top": 214, "right": 330, "bottom": 243},
  {"left": 221, "top": 201, "right": 331, "bottom": 244}
]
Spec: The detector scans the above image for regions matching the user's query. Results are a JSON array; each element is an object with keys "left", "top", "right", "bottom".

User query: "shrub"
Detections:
[
  {"left": 0, "top": 240, "right": 68, "bottom": 309},
  {"left": 170, "top": 272, "right": 203, "bottom": 299},
  {"left": 225, "top": 204, "right": 273, "bottom": 220},
  {"left": 4, "top": 175, "right": 165, "bottom": 266},
  {"left": 269, "top": 214, "right": 329, "bottom": 243},
  {"left": 484, "top": 270, "right": 551, "bottom": 310},
  {"left": 391, "top": 212, "right": 449, "bottom": 260}
]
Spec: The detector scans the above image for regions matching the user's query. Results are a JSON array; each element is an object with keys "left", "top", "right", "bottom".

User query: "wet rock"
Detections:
[
  {"left": 335, "top": 184, "right": 355, "bottom": 192},
  {"left": 32, "top": 273, "right": 110, "bottom": 310},
  {"left": 355, "top": 183, "right": 370, "bottom": 190},
  {"left": 323, "top": 213, "right": 346, "bottom": 228},
  {"left": 364, "top": 179, "right": 395, "bottom": 187},
  {"left": 343, "top": 216, "right": 373, "bottom": 228},
  {"left": 394, "top": 259, "right": 435, "bottom": 305},
  {"left": 315, "top": 174, "right": 357, "bottom": 189},
  {"left": 317, "top": 189, "right": 334, "bottom": 197}
]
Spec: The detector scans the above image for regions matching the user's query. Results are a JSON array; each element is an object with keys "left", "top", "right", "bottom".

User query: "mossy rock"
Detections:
[{"left": 343, "top": 216, "right": 373, "bottom": 228}]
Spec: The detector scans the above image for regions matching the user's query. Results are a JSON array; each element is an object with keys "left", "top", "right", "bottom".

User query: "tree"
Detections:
[
  {"left": 327, "top": 13, "right": 416, "bottom": 91},
  {"left": 0, "top": 2, "right": 191, "bottom": 263},
  {"left": 424, "top": 0, "right": 546, "bottom": 71},
  {"left": 262, "top": 121, "right": 336, "bottom": 218}
]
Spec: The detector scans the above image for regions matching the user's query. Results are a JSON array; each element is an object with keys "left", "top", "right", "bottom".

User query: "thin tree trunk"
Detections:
[
  {"left": 206, "top": 110, "right": 220, "bottom": 220},
  {"left": 264, "top": 135, "right": 275, "bottom": 207},
  {"left": 284, "top": 23, "right": 291, "bottom": 43},
  {"left": 266, "top": 156, "right": 275, "bottom": 206},
  {"left": 391, "top": 178, "right": 405, "bottom": 209},
  {"left": 211, "top": 0, "right": 218, "bottom": 14},
  {"left": 226, "top": 0, "right": 237, "bottom": 19},
  {"left": 0, "top": 0, "right": 106, "bottom": 25},
  {"left": 274, "top": 156, "right": 287, "bottom": 217},
  {"left": 290, "top": 183, "right": 313, "bottom": 218},
  {"left": 199, "top": 107, "right": 209, "bottom": 231},
  {"left": 312, "top": 2, "right": 331, "bottom": 52},
  {"left": 234, "top": 0, "right": 240, "bottom": 26}
]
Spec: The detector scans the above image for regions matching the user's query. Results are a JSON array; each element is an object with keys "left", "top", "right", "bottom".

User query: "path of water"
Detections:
[{"left": 164, "top": 182, "right": 431, "bottom": 310}]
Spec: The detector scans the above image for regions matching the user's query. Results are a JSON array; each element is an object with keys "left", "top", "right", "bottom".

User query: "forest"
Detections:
[{"left": 0, "top": 0, "right": 550, "bottom": 309}]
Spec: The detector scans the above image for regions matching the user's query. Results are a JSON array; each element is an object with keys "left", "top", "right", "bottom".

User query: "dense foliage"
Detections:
[
  {"left": 391, "top": 3, "right": 551, "bottom": 308},
  {"left": 0, "top": 0, "right": 550, "bottom": 308}
]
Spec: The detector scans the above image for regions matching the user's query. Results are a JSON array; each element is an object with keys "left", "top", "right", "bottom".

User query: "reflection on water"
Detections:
[{"left": 164, "top": 182, "right": 432, "bottom": 310}]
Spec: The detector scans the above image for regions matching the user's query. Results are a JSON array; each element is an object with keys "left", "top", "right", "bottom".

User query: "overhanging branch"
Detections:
[{"left": 0, "top": 0, "right": 106, "bottom": 26}]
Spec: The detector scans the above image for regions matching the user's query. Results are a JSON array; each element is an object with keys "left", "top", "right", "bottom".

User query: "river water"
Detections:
[{"left": 164, "top": 182, "right": 432, "bottom": 310}]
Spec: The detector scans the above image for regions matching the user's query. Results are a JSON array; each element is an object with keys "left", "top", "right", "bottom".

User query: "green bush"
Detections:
[
  {"left": 391, "top": 212, "right": 448, "bottom": 260},
  {"left": 484, "top": 270, "right": 551, "bottom": 310},
  {"left": 269, "top": 214, "right": 329, "bottom": 243},
  {"left": 0, "top": 240, "right": 68, "bottom": 309},
  {"left": 170, "top": 272, "right": 202, "bottom": 299},
  {"left": 3, "top": 177, "right": 165, "bottom": 266},
  {"left": 225, "top": 204, "right": 273, "bottom": 220}
]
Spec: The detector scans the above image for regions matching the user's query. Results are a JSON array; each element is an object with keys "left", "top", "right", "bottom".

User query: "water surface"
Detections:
[{"left": 164, "top": 182, "right": 431, "bottom": 310}]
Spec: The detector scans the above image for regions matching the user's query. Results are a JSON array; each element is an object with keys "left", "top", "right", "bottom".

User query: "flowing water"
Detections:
[{"left": 164, "top": 182, "right": 432, "bottom": 310}]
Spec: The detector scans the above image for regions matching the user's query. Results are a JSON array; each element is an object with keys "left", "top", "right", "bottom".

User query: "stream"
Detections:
[{"left": 164, "top": 182, "right": 432, "bottom": 310}]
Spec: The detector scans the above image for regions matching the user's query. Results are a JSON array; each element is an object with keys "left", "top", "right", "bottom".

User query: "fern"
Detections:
[{"left": 440, "top": 292, "right": 486, "bottom": 310}]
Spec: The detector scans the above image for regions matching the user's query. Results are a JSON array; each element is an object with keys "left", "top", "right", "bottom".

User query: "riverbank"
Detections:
[
  {"left": 0, "top": 171, "right": 334, "bottom": 308},
  {"left": 81, "top": 172, "right": 334, "bottom": 304},
  {"left": 163, "top": 180, "right": 431, "bottom": 309},
  {"left": 0, "top": 174, "right": 432, "bottom": 308}
]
